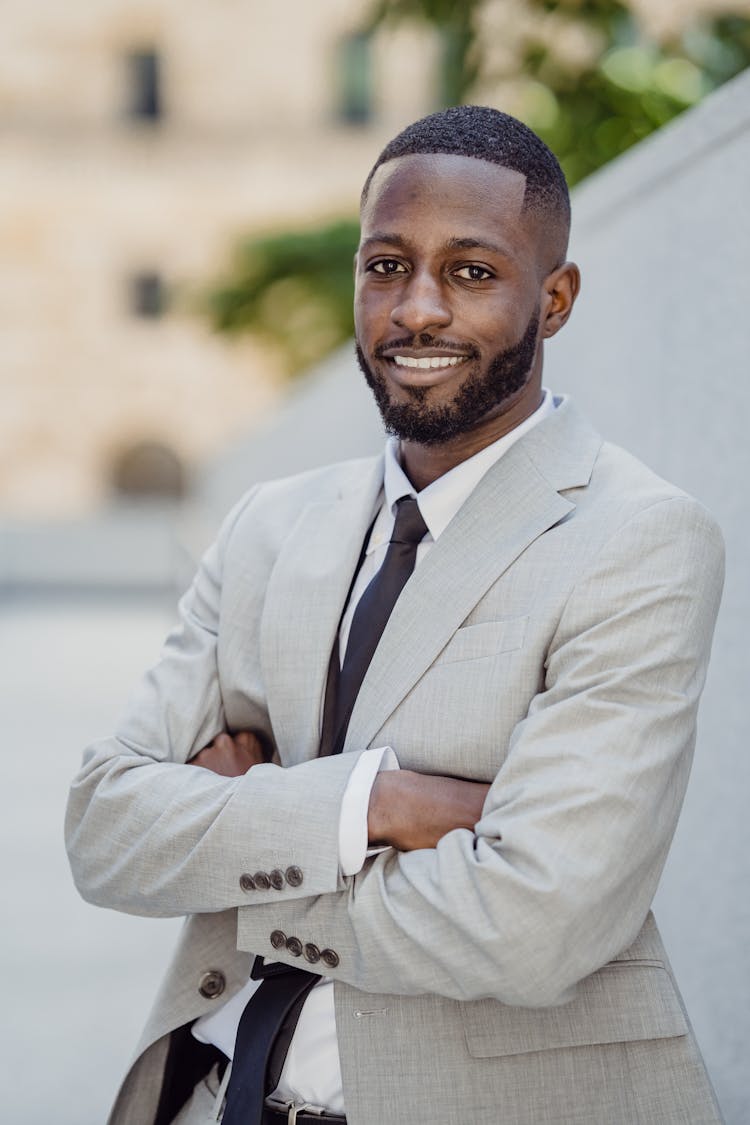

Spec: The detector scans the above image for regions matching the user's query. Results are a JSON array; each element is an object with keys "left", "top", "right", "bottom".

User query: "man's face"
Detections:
[{"left": 354, "top": 153, "right": 548, "bottom": 449}]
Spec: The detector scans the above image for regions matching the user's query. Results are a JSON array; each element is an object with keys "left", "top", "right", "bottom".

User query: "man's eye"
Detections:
[
  {"left": 370, "top": 259, "right": 406, "bottom": 275},
  {"left": 455, "top": 264, "right": 492, "bottom": 281}
]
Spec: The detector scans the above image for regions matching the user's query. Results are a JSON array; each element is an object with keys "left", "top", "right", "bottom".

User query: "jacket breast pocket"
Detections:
[
  {"left": 434, "top": 616, "right": 528, "bottom": 667},
  {"left": 461, "top": 963, "right": 688, "bottom": 1059}
]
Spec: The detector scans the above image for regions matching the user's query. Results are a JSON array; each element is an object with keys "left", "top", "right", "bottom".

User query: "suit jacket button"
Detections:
[
  {"left": 304, "top": 943, "right": 321, "bottom": 964},
  {"left": 285, "top": 865, "right": 303, "bottom": 887},
  {"left": 320, "top": 948, "right": 339, "bottom": 969},
  {"left": 239, "top": 874, "right": 256, "bottom": 892},
  {"left": 269, "top": 868, "right": 285, "bottom": 890},
  {"left": 286, "top": 936, "right": 303, "bottom": 957},
  {"left": 254, "top": 871, "right": 271, "bottom": 890},
  {"left": 198, "top": 970, "right": 226, "bottom": 999},
  {"left": 270, "top": 930, "right": 287, "bottom": 950}
]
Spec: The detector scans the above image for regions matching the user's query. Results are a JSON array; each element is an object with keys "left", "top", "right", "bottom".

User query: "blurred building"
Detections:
[{"left": 0, "top": 0, "right": 441, "bottom": 518}]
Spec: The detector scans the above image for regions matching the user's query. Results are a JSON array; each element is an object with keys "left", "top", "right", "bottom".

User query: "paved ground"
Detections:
[
  {"left": 0, "top": 593, "right": 182, "bottom": 1125},
  {"left": 1, "top": 591, "right": 747, "bottom": 1123}
]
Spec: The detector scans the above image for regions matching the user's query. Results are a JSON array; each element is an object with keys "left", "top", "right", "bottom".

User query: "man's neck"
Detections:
[{"left": 400, "top": 386, "right": 545, "bottom": 491}]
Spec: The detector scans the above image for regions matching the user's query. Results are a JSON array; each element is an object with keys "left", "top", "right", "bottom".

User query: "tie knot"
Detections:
[{"left": 391, "top": 495, "right": 428, "bottom": 546}]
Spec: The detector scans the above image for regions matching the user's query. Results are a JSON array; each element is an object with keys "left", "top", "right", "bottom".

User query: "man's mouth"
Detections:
[
  {"left": 392, "top": 354, "right": 465, "bottom": 370},
  {"left": 369, "top": 340, "right": 478, "bottom": 387}
]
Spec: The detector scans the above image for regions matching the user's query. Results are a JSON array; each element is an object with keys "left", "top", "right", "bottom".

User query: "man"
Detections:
[{"left": 66, "top": 106, "right": 725, "bottom": 1124}]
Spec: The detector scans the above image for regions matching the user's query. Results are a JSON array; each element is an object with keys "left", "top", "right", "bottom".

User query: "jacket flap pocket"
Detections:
[
  {"left": 435, "top": 617, "right": 527, "bottom": 666},
  {"left": 462, "top": 964, "right": 688, "bottom": 1059}
]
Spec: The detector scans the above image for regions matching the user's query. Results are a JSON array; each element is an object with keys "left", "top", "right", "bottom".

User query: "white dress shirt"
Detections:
[{"left": 193, "top": 390, "right": 556, "bottom": 1112}]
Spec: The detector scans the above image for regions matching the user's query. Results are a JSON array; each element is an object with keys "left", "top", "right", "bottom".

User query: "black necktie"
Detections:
[
  {"left": 221, "top": 960, "right": 318, "bottom": 1125},
  {"left": 322, "top": 495, "right": 428, "bottom": 757},
  {"left": 222, "top": 495, "right": 427, "bottom": 1124}
]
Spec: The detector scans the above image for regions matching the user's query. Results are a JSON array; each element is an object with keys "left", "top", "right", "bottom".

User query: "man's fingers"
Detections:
[
  {"left": 234, "top": 730, "right": 263, "bottom": 753},
  {"left": 234, "top": 730, "right": 267, "bottom": 766},
  {"left": 191, "top": 729, "right": 266, "bottom": 776}
]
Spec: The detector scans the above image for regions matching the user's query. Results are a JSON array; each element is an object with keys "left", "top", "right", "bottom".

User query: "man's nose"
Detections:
[{"left": 391, "top": 270, "right": 452, "bottom": 334}]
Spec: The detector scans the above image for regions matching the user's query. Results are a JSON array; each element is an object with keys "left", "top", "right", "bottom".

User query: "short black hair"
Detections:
[{"left": 362, "top": 105, "right": 570, "bottom": 260}]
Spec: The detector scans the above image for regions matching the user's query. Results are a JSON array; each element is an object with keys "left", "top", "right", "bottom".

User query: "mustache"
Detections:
[{"left": 374, "top": 334, "right": 480, "bottom": 359}]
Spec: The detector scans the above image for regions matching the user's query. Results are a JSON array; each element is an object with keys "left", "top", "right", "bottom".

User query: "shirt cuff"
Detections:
[{"left": 338, "top": 746, "right": 399, "bottom": 876}]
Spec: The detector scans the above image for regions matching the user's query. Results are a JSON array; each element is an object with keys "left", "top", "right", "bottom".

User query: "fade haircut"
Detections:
[{"left": 361, "top": 105, "right": 571, "bottom": 263}]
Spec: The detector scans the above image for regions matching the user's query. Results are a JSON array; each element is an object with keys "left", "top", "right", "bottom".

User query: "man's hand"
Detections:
[
  {"left": 368, "top": 770, "right": 490, "bottom": 851},
  {"left": 190, "top": 730, "right": 267, "bottom": 777}
]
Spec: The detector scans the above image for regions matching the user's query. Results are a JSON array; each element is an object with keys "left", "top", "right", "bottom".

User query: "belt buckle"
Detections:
[{"left": 266, "top": 1097, "right": 318, "bottom": 1123}]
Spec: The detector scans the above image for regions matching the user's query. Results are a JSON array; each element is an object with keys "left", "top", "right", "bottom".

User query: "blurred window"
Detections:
[
  {"left": 130, "top": 271, "right": 167, "bottom": 318},
  {"left": 111, "top": 441, "right": 186, "bottom": 500},
  {"left": 336, "top": 32, "right": 372, "bottom": 125},
  {"left": 126, "top": 49, "right": 163, "bottom": 121}
]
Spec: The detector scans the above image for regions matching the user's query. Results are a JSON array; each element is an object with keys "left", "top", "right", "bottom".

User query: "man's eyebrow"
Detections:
[
  {"left": 445, "top": 236, "right": 508, "bottom": 255},
  {"left": 359, "top": 233, "right": 513, "bottom": 256},
  {"left": 359, "top": 232, "right": 409, "bottom": 250}
]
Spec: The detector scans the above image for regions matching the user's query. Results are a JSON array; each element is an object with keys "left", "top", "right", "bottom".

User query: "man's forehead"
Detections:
[
  {"left": 364, "top": 151, "right": 528, "bottom": 214},
  {"left": 360, "top": 153, "right": 532, "bottom": 250},
  {"left": 364, "top": 152, "right": 526, "bottom": 202}
]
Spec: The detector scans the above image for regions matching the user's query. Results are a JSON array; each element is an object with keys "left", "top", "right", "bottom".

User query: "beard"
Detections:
[{"left": 356, "top": 309, "right": 540, "bottom": 446}]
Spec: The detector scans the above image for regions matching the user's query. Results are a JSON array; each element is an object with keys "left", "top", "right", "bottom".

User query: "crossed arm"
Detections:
[
  {"left": 192, "top": 732, "right": 490, "bottom": 851},
  {"left": 66, "top": 494, "right": 724, "bottom": 1005}
]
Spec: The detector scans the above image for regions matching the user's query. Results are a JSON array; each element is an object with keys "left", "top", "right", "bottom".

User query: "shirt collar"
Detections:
[{"left": 378, "top": 389, "right": 556, "bottom": 547}]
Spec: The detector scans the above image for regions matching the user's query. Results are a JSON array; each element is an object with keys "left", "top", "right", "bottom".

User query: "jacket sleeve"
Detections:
[
  {"left": 65, "top": 489, "right": 365, "bottom": 917},
  {"left": 232, "top": 498, "right": 725, "bottom": 1007}
]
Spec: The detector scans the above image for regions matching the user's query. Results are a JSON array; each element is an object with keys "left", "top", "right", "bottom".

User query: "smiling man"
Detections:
[{"left": 67, "top": 107, "right": 724, "bottom": 1125}]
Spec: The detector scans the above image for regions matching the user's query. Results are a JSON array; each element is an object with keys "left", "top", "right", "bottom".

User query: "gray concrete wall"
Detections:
[{"left": 544, "top": 68, "right": 750, "bottom": 1124}]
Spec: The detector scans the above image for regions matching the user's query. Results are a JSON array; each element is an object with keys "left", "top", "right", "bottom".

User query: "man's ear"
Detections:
[{"left": 541, "top": 261, "right": 581, "bottom": 339}]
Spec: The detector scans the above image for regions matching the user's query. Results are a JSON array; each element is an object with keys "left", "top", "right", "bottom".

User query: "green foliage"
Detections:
[
  {"left": 370, "top": 0, "right": 750, "bottom": 184},
  {"left": 206, "top": 220, "right": 359, "bottom": 375},
  {"left": 517, "top": 2, "right": 750, "bottom": 184}
]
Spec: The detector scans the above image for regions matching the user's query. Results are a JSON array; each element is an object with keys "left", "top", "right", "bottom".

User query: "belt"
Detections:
[{"left": 262, "top": 1101, "right": 347, "bottom": 1125}]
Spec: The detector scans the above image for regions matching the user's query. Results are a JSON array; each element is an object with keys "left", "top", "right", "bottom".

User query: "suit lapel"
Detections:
[
  {"left": 344, "top": 398, "right": 602, "bottom": 752},
  {"left": 260, "top": 457, "right": 384, "bottom": 765}
]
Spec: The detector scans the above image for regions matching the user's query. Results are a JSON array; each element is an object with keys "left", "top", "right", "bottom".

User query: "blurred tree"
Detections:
[
  {"left": 368, "top": 0, "right": 750, "bottom": 183},
  {"left": 206, "top": 1, "right": 750, "bottom": 373},
  {"left": 206, "top": 220, "right": 359, "bottom": 376},
  {"left": 514, "top": 3, "right": 750, "bottom": 183}
]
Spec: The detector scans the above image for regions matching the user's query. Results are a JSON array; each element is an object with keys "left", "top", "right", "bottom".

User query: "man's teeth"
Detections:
[{"left": 392, "top": 355, "right": 463, "bottom": 369}]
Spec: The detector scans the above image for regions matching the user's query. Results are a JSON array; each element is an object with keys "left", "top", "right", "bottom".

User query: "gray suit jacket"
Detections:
[{"left": 66, "top": 398, "right": 725, "bottom": 1124}]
